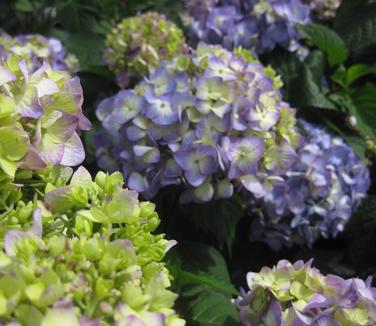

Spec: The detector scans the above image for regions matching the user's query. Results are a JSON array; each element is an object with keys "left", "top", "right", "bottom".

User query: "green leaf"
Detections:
[
  {"left": 290, "top": 66, "right": 336, "bottom": 110},
  {"left": 179, "top": 197, "right": 244, "bottom": 251},
  {"left": 334, "top": 1, "right": 376, "bottom": 56},
  {"left": 167, "top": 242, "right": 239, "bottom": 326},
  {"left": 184, "top": 290, "right": 239, "bottom": 326},
  {"left": 350, "top": 83, "right": 376, "bottom": 138},
  {"left": 346, "top": 196, "right": 376, "bottom": 274},
  {"left": 297, "top": 23, "right": 348, "bottom": 66},
  {"left": 15, "top": 0, "right": 34, "bottom": 12},
  {"left": 167, "top": 242, "right": 237, "bottom": 296},
  {"left": 346, "top": 64, "right": 376, "bottom": 86}
]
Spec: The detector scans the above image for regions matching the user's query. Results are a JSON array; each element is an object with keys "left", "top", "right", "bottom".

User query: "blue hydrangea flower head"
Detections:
[
  {"left": 242, "top": 120, "right": 370, "bottom": 249},
  {"left": 95, "top": 44, "right": 302, "bottom": 203},
  {"left": 184, "top": 0, "right": 311, "bottom": 57}
]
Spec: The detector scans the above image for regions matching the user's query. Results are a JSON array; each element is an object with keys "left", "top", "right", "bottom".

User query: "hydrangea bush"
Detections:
[
  {"left": 184, "top": 0, "right": 311, "bottom": 57},
  {"left": 236, "top": 260, "right": 376, "bottom": 325},
  {"left": 243, "top": 120, "right": 370, "bottom": 250},
  {"left": 95, "top": 43, "right": 302, "bottom": 203},
  {"left": 0, "top": 167, "right": 185, "bottom": 326},
  {"left": 0, "top": 32, "right": 78, "bottom": 73},
  {"left": 103, "top": 12, "right": 188, "bottom": 88},
  {"left": 0, "top": 50, "right": 90, "bottom": 188}
]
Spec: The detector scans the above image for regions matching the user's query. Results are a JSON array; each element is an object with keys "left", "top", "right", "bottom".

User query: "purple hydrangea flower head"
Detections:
[
  {"left": 103, "top": 12, "right": 188, "bottom": 88},
  {"left": 184, "top": 0, "right": 311, "bottom": 57},
  {"left": 236, "top": 260, "right": 376, "bottom": 325},
  {"left": 95, "top": 44, "right": 302, "bottom": 203},
  {"left": 0, "top": 32, "right": 78, "bottom": 73},
  {"left": 242, "top": 120, "right": 370, "bottom": 249}
]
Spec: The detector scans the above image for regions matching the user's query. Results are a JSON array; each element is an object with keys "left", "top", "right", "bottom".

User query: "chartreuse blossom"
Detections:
[
  {"left": 184, "top": 0, "right": 310, "bottom": 58},
  {"left": 0, "top": 32, "right": 78, "bottom": 73},
  {"left": 95, "top": 43, "right": 302, "bottom": 203},
  {"left": 103, "top": 12, "right": 188, "bottom": 88},
  {"left": 236, "top": 260, "right": 376, "bottom": 326},
  {"left": 0, "top": 49, "right": 90, "bottom": 189},
  {"left": 0, "top": 167, "right": 184, "bottom": 326},
  {"left": 243, "top": 121, "right": 370, "bottom": 249}
]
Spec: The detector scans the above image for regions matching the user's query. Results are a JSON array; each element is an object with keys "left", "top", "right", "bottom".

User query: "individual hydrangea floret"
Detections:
[
  {"left": 242, "top": 120, "right": 370, "bottom": 250},
  {"left": 303, "top": 0, "right": 342, "bottom": 20},
  {"left": 184, "top": 0, "right": 311, "bottom": 58},
  {"left": 0, "top": 49, "right": 90, "bottom": 187},
  {"left": 236, "top": 260, "right": 376, "bottom": 326},
  {"left": 0, "top": 32, "right": 78, "bottom": 73},
  {"left": 95, "top": 43, "right": 302, "bottom": 203},
  {"left": 103, "top": 12, "right": 188, "bottom": 88},
  {"left": 0, "top": 167, "right": 185, "bottom": 326}
]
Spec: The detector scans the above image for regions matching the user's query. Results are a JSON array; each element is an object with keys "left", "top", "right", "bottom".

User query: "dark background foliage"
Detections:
[{"left": 1, "top": 0, "right": 376, "bottom": 324}]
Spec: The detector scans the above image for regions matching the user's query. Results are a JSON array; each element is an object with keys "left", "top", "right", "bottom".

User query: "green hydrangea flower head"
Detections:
[
  {"left": 0, "top": 167, "right": 185, "bottom": 326},
  {"left": 103, "top": 12, "right": 188, "bottom": 88}
]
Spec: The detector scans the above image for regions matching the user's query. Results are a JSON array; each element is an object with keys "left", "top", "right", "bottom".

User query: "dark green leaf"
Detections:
[
  {"left": 167, "top": 242, "right": 238, "bottom": 296},
  {"left": 15, "top": 0, "right": 34, "bottom": 12},
  {"left": 297, "top": 23, "right": 348, "bottom": 66},
  {"left": 179, "top": 197, "right": 245, "bottom": 251},
  {"left": 334, "top": 1, "right": 376, "bottom": 56},
  {"left": 184, "top": 290, "right": 239, "bottom": 326},
  {"left": 346, "top": 64, "right": 376, "bottom": 86},
  {"left": 290, "top": 66, "right": 336, "bottom": 110},
  {"left": 351, "top": 83, "right": 376, "bottom": 134}
]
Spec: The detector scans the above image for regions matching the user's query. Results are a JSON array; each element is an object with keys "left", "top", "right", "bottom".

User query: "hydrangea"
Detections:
[
  {"left": 243, "top": 120, "right": 370, "bottom": 250},
  {"left": 236, "top": 259, "right": 376, "bottom": 326},
  {"left": 94, "top": 43, "right": 302, "bottom": 203},
  {"left": 303, "top": 0, "right": 342, "bottom": 20},
  {"left": 0, "top": 50, "right": 91, "bottom": 188},
  {"left": 184, "top": 0, "right": 310, "bottom": 57},
  {"left": 103, "top": 12, "right": 188, "bottom": 88},
  {"left": 0, "top": 32, "right": 78, "bottom": 73},
  {"left": 0, "top": 167, "right": 185, "bottom": 326}
]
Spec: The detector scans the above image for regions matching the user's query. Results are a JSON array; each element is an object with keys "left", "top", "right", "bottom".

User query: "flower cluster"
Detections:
[
  {"left": 303, "top": 0, "right": 342, "bottom": 20},
  {"left": 0, "top": 50, "right": 90, "bottom": 188},
  {"left": 243, "top": 120, "right": 370, "bottom": 250},
  {"left": 184, "top": 0, "right": 311, "bottom": 57},
  {"left": 236, "top": 260, "right": 376, "bottom": 325},
  {"left": 103, "top": 12, "right": 188, "bottom": 88},
  {"left": 95, "top": 43, "right": 302, "bottom": 203},
  {"left": 0, "top": 32, "right": 78, "bottom": 73},
  {"left": 0, "top": 167, "right": 185, "bottom": 326}
]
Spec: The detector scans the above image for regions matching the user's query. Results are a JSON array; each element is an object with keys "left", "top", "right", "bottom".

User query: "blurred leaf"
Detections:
[
  {"left": 350, "top": 83, "right": 376, "bottom": 136},
  {"left": 53, "top": 31, "right": 105, "bottom": 70},
  {"left": 179, "top": 197, "right": 244, "bottom": 252},
  {"left": 334, "top": 1, "right": 376, "bottom": 56},
  {"left": 346, "top": 196, "right": 376, "bottom": 275},
  {"left": 297, "top": 23, "right": 348, "bottom": 66},
  {"left": 15, "top": 0, "right": 34, "bottom": 12}
]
